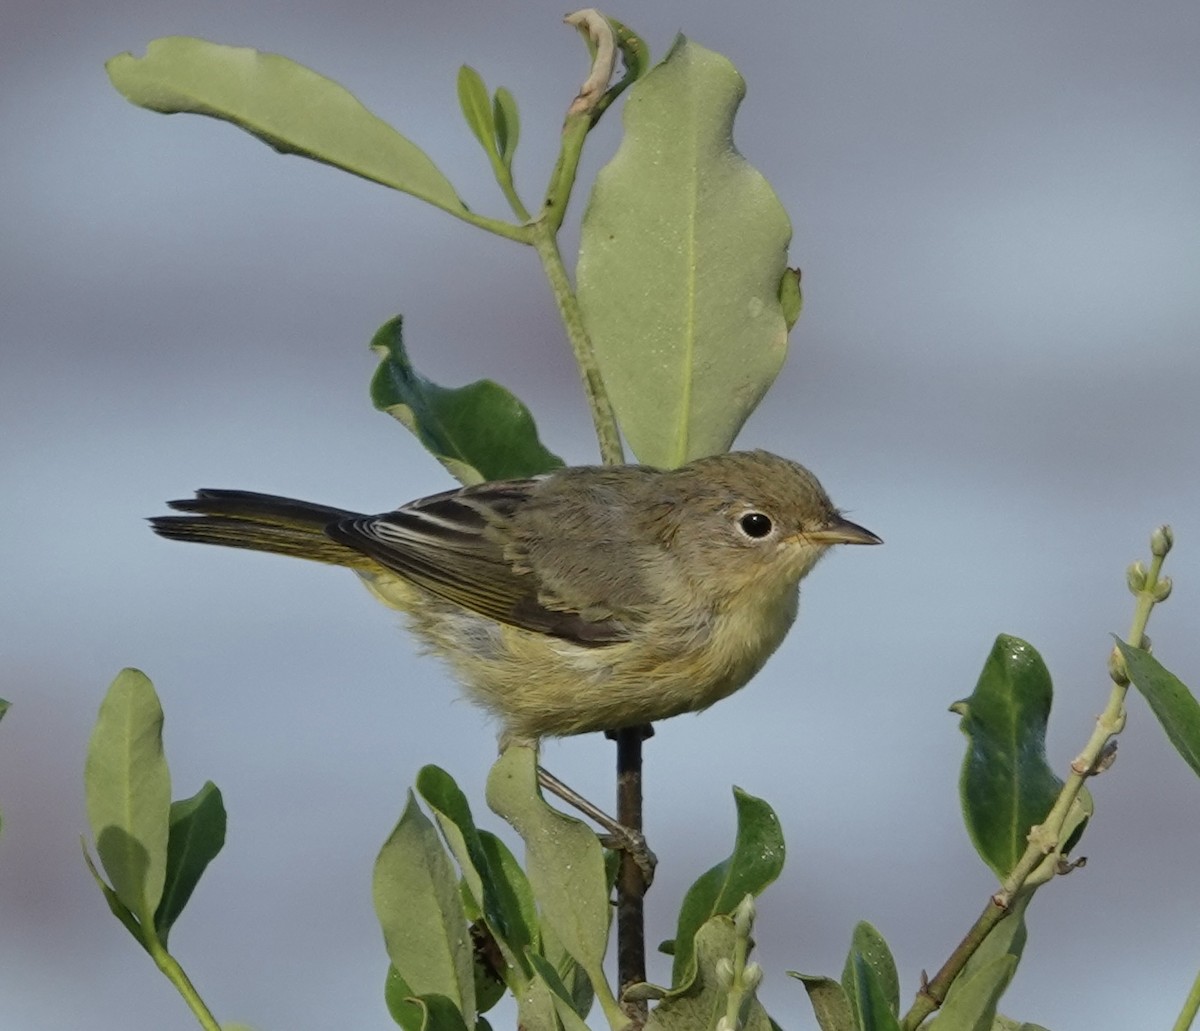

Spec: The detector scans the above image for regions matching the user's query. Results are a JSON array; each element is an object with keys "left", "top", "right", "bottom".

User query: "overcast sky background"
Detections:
[{"left": 3, "top": 2, "right": 1200, "bottom": 1029}]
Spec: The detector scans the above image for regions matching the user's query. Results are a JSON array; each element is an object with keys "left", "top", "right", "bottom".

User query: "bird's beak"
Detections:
[{"left": 807, "top": 516, "right": 882, "bottom": 546}]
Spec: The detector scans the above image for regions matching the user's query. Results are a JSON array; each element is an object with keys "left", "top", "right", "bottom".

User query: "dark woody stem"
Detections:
[{"left": 613, "top": 724, "right": 653, "bottom": 1025}]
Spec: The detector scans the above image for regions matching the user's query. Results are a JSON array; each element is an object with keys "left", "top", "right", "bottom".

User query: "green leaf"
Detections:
[
  {"left": 84, "top": 669, "right": 172, "bottom": 928},
  {"left": 457, "top": 65, "right": 497, "bottom": 158},
  {"left": 779, "top": 267, "right": 803, "bottom": 331},
  {"left": 841, "top": 922, "right": 900, "bottom": 1019},
  {"left": 992, "top": 1018, "right": 1051, "bottom": 1031},
  {"left": 369, "top": 316, "right": 564, "bottom": 485},
  {"left": 953, "top": 893, "right": 1031, "bottom": 993},
  {"left": 788, "top": 973, "right": 856, "bottom": 1031},
  {"left": 644, "top": 915, "right": 775, "bottom": 1031},
  {"left": 577, "top": 36, "right": 793, "bottom": 468},
  {"left": 155, "top": 781, "right": 226, "bottom": 943},
  {"left": 373, "top": 792, "right": 475, "bottom": 1019},
  {"left": 1116, "top": 639, "right": 1200, "bottom": 778},
  {"left": 928, "top": 956, "right": 1018, "bottom": 1031},
  {"left": 492, "top": 88, "right": 520, "bottom": 169},
  {"left": 485, "top": 745, "right": 619, "bottom": 1026},
  {"left": 82, "top": 838, "right": 145, "bottom": 945},
  {"left": 416, "top": 765, "right": 535, "bottom": 977},
  {"left": 951, "top": 635, "right": 1064, "bottom": 879},
  {"left": 845, "top": 948, "right": 902, "bottom": 1031},
  {"left": 669, "top": 787, "right": 784, "bottom": 991},
  {"left": 107, "top": 38, "right": 465, "bottom": 214},
  {"left": 526, "top": 954, "right": 593, "bottom": 1031}
]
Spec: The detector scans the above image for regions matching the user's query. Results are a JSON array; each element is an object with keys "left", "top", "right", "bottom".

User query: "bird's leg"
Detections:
[{"left": 536, "top": 764, "right": 657, "bottom": 886}]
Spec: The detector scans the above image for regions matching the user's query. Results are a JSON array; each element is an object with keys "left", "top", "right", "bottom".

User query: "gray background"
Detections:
[{"left": 3, "top": 1, "right": 1199, "bottom": 1028}]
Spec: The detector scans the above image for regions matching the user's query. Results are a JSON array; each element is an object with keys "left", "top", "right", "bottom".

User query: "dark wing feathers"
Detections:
[
  {"left": 154, "top": 482, "right": 636, "bottom": 645},
  {"left": 328, "top": 484, "right": 634, "bottom": 645}
]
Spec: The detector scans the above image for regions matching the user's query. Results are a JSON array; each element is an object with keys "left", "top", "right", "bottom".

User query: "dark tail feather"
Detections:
[{"left": 150, "top": 490, "right": 371, "bottom": 567}]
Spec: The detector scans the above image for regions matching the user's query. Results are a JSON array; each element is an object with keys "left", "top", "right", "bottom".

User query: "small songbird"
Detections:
[{"left": 151, "top": 450, "right": 880, "bottom": 743}]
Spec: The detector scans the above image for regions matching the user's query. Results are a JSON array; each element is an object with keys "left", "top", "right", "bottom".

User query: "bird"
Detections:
[{"left": 150, "top": 449, "right": 880, "bottom": 745}]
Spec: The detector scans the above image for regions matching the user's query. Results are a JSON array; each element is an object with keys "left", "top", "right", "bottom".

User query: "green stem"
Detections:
[
  {"left": 530, "top": 222, "right": 624, "bottom": 465},
  {"left": 541, "top": 115, "right": 590, "bottom": 234},
  {"left": 1174, "top": 964, "right": 1200, "bottom": 1031},
  {"left": 147, "top": 937, "right": 222, "bottom": 1031},
  {"left": 900, "top": 535, "right": 1172, "bottom": 1031},
  {"left": 444, "top": 203, "right": 533, "bottom": 243}
]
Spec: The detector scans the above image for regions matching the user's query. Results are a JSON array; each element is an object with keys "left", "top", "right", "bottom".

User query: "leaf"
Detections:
[
  {"left": 927, "top": 956, "right": 1018, "bottom": 1031},
  {"left": 779, "top": 267, "right": 803, "bottom": 331},
  {"left": 841, "top": 922, "right": 900, "bottom": 1020},
  {"left": 492, "top": 88, "right": 520, "bottom": 169},
  {"left": 788, "top": 973, "right": 856, "bottom": 1031},
  {"left": 951, "top": 636, "right": 1064, "bottom": 879},
  {"left": 576, "top": 36, "right": 793, "bottom": 468},
  {"left": 416, "top": 765, "right": 536, "bottom": 975},
  {"left": 845, "top": 950, "right": 902, "bottom": 1031},
  {"left": 644, "top": 915, "right": 775, "bottom": 1031},
  {"left": 107, "top": 38, "right": 465, "bottom": 214},
  {"left": 1116, "top": 639, "right": 1200, "bottom": 778},
  {"left": 485, "top": 746, "right": 617, "bottom": 1024},
  {"left": 84, "top": 669, "right": 172, "bottom": 928},
  {"left": 369, "top": 316, "right": 564, "bottom": 485},
  {"left": 155, "top": 781, "right": 226, "bottom": 943},
  {"left": 669, "top": 787, "right": 784, "bottom": 991},
  {"left": 526, "top": 954, "right": 593, "bottom": 1031},
  {"left": 457, "top": 65, "right": 497, "bottom": 158},
  {"left": 373, "top": 792, "right": 475, "bottom": 1019},
  {"left": 82, "top": 838, "right": 145, "bottom": 946},
  {"left": 953, "top": 893, "right": 1031, "bottom": 992}
]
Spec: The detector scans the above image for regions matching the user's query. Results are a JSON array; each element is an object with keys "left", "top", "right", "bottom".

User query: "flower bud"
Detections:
[
  {"left": 742, "top": 962, "right": 764, "bottom": 991},
  {"left": 733, "top": 894, "right": 756, "bottom": 938},
  {"left": 1127, "top": 561, "right": 1148, "bottom": 594},
  {"left": 715, "top": 958, "right": 735, "bottom": 990},
  {"left": 1108, "top": 647, "right": 1129, "bottom": 686},
  {"left": 1151, "top": 525, "right": 1174, "bottom": 558},
  {"left": 1153, "top": 576, "right": 1173, "bottom": 602}
]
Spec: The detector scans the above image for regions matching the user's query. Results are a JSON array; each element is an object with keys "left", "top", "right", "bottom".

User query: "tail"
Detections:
[{"left": 150, "top": 489, "right": 374, "bottom": 569}]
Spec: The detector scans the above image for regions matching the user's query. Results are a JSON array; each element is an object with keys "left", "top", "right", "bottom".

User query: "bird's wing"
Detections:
[{"left": 326, "top": 482, "right": 635, "bottom": 645}]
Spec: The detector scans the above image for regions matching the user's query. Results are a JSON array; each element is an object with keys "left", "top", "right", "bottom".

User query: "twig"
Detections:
[
  {"left": 900, "top": 526, "right": 1175, "bottom": 1030},
  {"left": 613, "top": 724, "right": 653, "bottom": 1026}
]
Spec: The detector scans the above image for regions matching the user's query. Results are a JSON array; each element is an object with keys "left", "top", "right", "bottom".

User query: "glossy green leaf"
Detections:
[
  {"left": 84, "top": 669, "right": 171, "bottom": 928},
  {"left": 845, "top": 950, "right": 902, "bottom": 1031},
  {"left": 841, "top": 922, "right": 899, "bottom": 1019},
  {"left": 577, "top": 36, "right": 792, "bottom": 468},
  {"left": 644, "top": 915, "right": 774, "bottom": 1031},
  {"left": 417, "top": 765, "right": 535, "bottom": 976},
  {"left": 370, "top": 316, "right": 564, "bottom": 485},
  {"left": 107, "top": 38, "right": 465, "bottom": 214},
  {"left": 1116, "top": 639, "right": 1200, "bottom": 778},
  {"left": 928, "top": 956, "right": 1018, "bottom": 1031},
  {"left": 492, "top": 88, "right": 520, "bottom": 169},
  {"left": 155, "top": 780, "right": 226, "bottom": 943},
  {"left": 485, "top": 746, "right": 618, "bottom": 1025},
  {"left": 670, "top": 787, "right": 784, "bottom": 990},
  {"left": 952, "top": 636, "right": 1063, "bottom": 879},
  {"left": 373, "top": 793, "right": 475, "bottom": 1019},
  {"left": 788, "top": 973, "right": 856, "bottom": 1031},
  {"left": 457, "top": 65, "right": 496, "bottom": 158}
]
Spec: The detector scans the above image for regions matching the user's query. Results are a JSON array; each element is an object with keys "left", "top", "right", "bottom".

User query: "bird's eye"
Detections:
[{"left": 737, "top": 512, "right": 773, "bottom": 539}]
